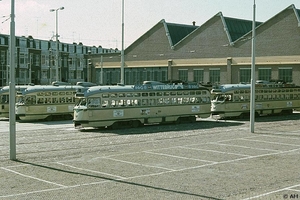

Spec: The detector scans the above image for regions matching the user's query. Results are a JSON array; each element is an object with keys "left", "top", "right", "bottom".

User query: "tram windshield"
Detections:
[{"left": 76, "top": 98, "right": 87, "bottom": 106}]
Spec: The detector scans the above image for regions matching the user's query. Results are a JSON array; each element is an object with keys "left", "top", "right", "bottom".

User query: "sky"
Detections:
[{"left": 0, "top": 0, "right": 299, "bottom": 49}]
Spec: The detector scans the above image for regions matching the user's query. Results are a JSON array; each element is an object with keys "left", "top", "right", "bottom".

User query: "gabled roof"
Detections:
[
  {"left": 222, "top": 16, "right": 262, "bottom": 42},
  {"left": 231, "top": 4, "right": 300, "bottom": 45},
  {"left": 163, "top": 21, "right": 198, "bottom": 48}
]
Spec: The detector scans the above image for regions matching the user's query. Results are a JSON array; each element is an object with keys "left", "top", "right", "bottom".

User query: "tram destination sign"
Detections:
[{"left": 133, "top": 84, "right": 199, "bottom": 90}]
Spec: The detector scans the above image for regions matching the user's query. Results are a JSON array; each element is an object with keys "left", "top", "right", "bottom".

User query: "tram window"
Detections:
[
  {"left": 196, "top": 91, "right": 201, "bottom": 95},
  {"left": 183, "top": 97, "right": 189, "bottom": 104},
  {"left": 164, "top": 98, "right": 170, "bottom": 104},
  {"left": 126, "top": 93, "right": 133, "bottom": 97},
  {"left": 163, "top": 92, "right": 170, "bottom": 96},
  {"left": 234, "top": 96, "right": 239, "bottom": 101},
  {"left": 177, "top": 91, "right": 182, "bottom": 95},
  {"left": 119, "top": 93, "right": 125, "bottom": 97},
  {"left": 126, "top": 99, "right": 132, "bottom": 106},
  {"left": 190, "top": 91, "right": 195, "bottom": 95},
  {"left": 245, "top": 90, "right": 250, "bottom": 93},
  {"left": 183, "top": 91, "right": 189, "bottom": 95},
  {"left": 102, "top": 100, "right": 108, "bottom": 107},
  {"left": 52, "top": 98, "right": 58, "bottom": 103},
  {"left": 60, "top": 97, "right": 65, "bottom": 103},
  {"left": 170, "top": 91, "right": 176, "bottom": 96},
  {"left": 149, "top": 99, "right": 156, "bottom": 105},
  {"left": 111, "top": 93, "right": 117, "bottom": 98},
  {"left": 240, "top": 90, "right": 245, "bottom": 94},
  {"left": 178, "top": 97, "right": 183, "bottom": 104},
  {"left": 59, "top": 92, "right": 65, "bottom": 95},
  {"left": 263, "top": 95, "right": 268, "bottom": 100},
  {"left": 158, "top": 98, "right": 163, "bottom": 105},
  {"left": 37, "top": 92, "right": 44, "bottom": 96},
  {"left": 134, "top": 93, "right": 141, "bottom": 97},
  {"left": 171, "top": 97, "right": 177, "bottom": 104},
  {"left": 234, "top": 91, "right": 239, "bottom": 94},
  {"left": 88, "top": 98, "right": 100, "bottom": 108},
  {"left": 52, "top": 92, "right": 58, "bottom": 96},
  {"left": 149, "top": 92, "right": 155, "bottom": 97},
  {"left": 202, "top": 91, "right": 207, "bottom": 95},
  {"left": 45, "top": 92, "right": 51, "bottom": 96},
  {"left": 142, "top": 93, "right": 148, "bottom": 97},
  {"left": 157, "top": 92, "right": 162, "bottom": 96},
  {"left": 118, "top": 100, "right": 126, "bottom": 106},
  {"left": 102, "top": 94, "right": 109, "bottom": 98},
  {"left": 66, "top": 97, "right": 73, "bottom": 103},
  {"left": 111, "top": 100, "right": 117, "bottom": 107},
  {"left": 46, "top": 98, "right": 52, "bottom": 103},
  {"left": 142, "top": 99, "right": 148, "bottom": 105},
  {"left": 268, "top": 95, "right": 272, "bottom": 100},
  {"left": 294, "top": 94, "right": 298, "bottom": 99},
  {"left": 134, "top": 99, "right": 140, "bottom": 106}
]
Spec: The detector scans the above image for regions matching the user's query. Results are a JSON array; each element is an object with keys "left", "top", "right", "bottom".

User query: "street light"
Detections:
[{"left": 50, "top": 6, "right": 64, "bottom": 82}]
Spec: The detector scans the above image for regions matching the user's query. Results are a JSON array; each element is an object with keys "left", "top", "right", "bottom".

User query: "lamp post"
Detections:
[
  {"left": 50, "top": 6, "right": 64, "bottom": 82},
  {"left": 250, "top": 0, "right": 256, "bottom": 133}
]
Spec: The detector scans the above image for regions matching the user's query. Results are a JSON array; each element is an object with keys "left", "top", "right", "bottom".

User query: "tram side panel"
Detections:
[{"left": 74, "top": 88, "right": 211, "bottom": 128}]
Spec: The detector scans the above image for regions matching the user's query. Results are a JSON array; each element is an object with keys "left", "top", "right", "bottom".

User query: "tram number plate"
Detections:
[
  {"left": 113, "top": 110, "right": 124, "bottom": 117},
  {"left": 47, "top": 106, "right": 57, "bottom": 112},
  {"left": 192, "top": 105, "right": 200, "bottom": 112},
  {"left": 286, "top": 101, "right": 292, "bottom": 107}
]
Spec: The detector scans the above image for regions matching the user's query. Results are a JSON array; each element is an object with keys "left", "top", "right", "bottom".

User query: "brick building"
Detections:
[{"left": 90, "top": 4, "right": 300, "bottom": 86}]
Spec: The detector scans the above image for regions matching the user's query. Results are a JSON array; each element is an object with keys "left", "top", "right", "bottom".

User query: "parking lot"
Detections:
[{"left": 0, "top": 113, "right": 300, "bottom": 199}]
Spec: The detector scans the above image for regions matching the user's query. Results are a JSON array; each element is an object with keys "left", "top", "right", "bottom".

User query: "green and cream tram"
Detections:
[
  {"left": 73, "top": 81, "right": 211, "bottom": 129},
  {"left": 211, "top": 81, "right": 300, "bottom": 119},
  {"left": 0, "top": 85, "right": 29, "bottom": 118},
  {"left": 15, "top": 83, "right": 88, "bottom": 121}
]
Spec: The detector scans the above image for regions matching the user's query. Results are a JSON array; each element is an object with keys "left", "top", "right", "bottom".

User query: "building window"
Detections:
[
  {"left": 258, "top": 68, "right": 271, "bottom": 81},
  {"left": 209, "top": 68, "right": 220, "bottom": 84},
  {"left": 193, "top": 69, "right": 204, "bottom": 83},
  {"left": 240, "top": 68, "right": 251, "bottom": 83},
  {"left": 278, "top": 68, "right": 292, "bottom": 82},
  {"left": 178, "top": 69, "right": 188, "bottom": 81}
]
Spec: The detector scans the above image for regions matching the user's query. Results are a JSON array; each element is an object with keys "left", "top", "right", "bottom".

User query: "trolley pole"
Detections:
[
  {"left": 9, "top": 0, "right": 16, "bottom": 160},
  {"left": 250, "top": 0, "right": 256, "bottom": 133},
  {"left": 120, "top": 0, "right": 125, "bottom": 85}
]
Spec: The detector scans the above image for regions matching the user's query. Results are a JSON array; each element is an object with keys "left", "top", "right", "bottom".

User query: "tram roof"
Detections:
[
  {"left": 22, "top": 85, "right": 84, "bottom": 94},
  {"left": 0, "top": 85, "right": 29, "bottom": 94},
  {"left": 211, "top": 83, "right": 251, "bottom": 93},
  {"left": 82, "top": 83, "right": 209, "bottom": 97}
]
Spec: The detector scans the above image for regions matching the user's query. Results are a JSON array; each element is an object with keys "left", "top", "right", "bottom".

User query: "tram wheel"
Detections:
[
  {"left": 110, "top": 122, "right": 119, "bottom": 130},
  {"left": 131, "top": 120, "right": 141, "bottom": 128},
  {"left": 45, "top": 115, "right": 53, "bottom": 121}
]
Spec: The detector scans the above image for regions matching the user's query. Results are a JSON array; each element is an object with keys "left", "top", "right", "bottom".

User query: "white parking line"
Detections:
[
  {"left": 240, "top": 138, "right": 300, "bottom": 147},
  {"left": 210, "top": 142, "right": 281, "bottom": 152},
  {"left": 104, "top": 157, "right": 177, "bottom": 171},
  {"left": 179, "top": 146, "right": 251, "bottom": 157},
  {"left": 145, "top": 151, "right": 217, "bottom": 163},
  {"left": 0, "top": 167, "right": 66, "bottom": 187},
  {"left": 56, "top": 162, "right": 126, "bottom": 179},
  {"left": 241, "top": 183, "right": 300, "bottom": 200}
]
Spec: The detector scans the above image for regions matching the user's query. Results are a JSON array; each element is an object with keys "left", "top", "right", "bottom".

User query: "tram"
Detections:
[
  {"left": 73, "top": 81, "right": 211, "bottom": 129},
  {"left": 0, "top": 85, "right": 29, "bottom": 118},
  {"left": 15, "top": 82, "right": 95, "bottom": 121},
  {"left": 211, "top": 81, "right": 300, "bottom": 119}
]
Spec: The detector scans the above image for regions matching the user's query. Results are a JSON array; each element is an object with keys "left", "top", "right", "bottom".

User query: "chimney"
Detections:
[{"left": 192, "top": 21, "right": 196, "bottom": 26}]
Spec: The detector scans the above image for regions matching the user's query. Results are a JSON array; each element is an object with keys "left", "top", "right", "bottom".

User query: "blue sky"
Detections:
[{"left": 0, "top": 0, "right": 299, "bottom": 49}]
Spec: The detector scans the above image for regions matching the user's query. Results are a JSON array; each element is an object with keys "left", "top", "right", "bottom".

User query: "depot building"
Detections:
[{"left": 89, "top": 4, "right": 300, "bottom": 86}]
